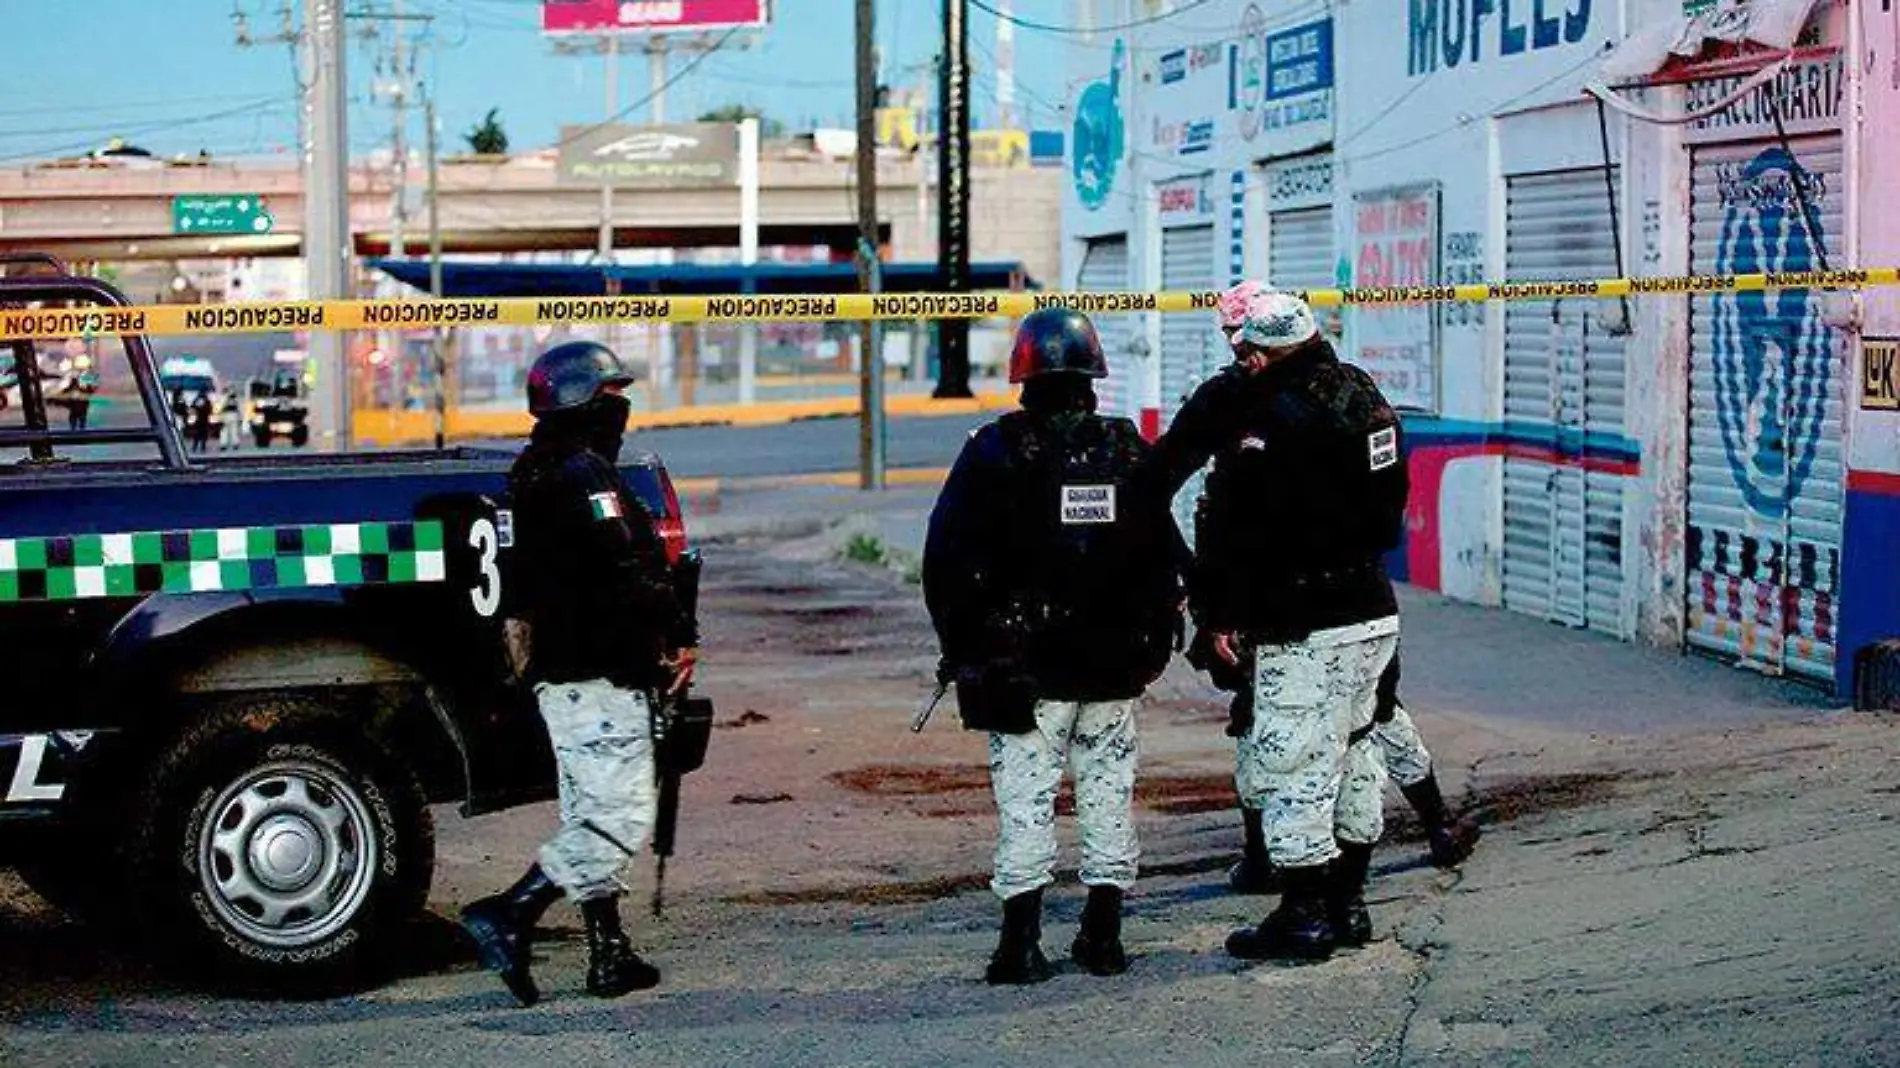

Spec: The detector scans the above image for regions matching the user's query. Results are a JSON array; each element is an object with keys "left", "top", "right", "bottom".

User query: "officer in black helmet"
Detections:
[
  {"left": 923, "top": 308, "right": 1186, "bottom": 984},
  {"left": 460, "top": 341, "right": 699, "bottom": 1006}
]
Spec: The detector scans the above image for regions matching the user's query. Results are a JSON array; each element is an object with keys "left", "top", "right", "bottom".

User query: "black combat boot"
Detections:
[
  {"left": 986, "top": 889, "right": 1053, "bottom": 985},
  {"left": 580, "top": 895, "right": 662, "bottom": 998},
  {"left": 460, "top": 864, "right": 565, "bottom": 1006},
  {"left": 1328, "top": 841, "right": 1374, "bottom": 948},
  {"left": 1400, "top": 774, "right": 1481, "bottom": 868},
  {"left": 1071, "top": 884, "right": 1128, "bottom": 977},
  {"left": 1227, "top": 806, "right": 1281, "bottom": 895},
  {"left": 1225, "top": 863, "right": 1336, "bottom": 963}
]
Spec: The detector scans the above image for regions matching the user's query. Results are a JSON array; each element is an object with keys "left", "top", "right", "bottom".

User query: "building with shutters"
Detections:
[{"left": 1060, "top": 0, "right": 1900, "bottom": 699}]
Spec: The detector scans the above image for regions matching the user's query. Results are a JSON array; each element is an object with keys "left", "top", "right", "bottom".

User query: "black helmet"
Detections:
[
  {"left": 1008, "top": 308, "right": 1108, "bottom": 384},
  {"left": 526, "top": 341, "right": 635, "bottom": 416}
]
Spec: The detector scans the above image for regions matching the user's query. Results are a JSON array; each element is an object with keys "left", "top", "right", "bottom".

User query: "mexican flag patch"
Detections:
[{"left": 588, "top": 492, "right": 624, "bottom": 521}]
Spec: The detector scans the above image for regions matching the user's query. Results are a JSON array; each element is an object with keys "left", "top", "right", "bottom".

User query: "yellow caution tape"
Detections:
[{"left": 2, "top": 268, "right": 1895, "bottom": 340}]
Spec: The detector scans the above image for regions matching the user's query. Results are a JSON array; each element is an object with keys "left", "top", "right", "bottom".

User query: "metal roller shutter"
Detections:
[
  {"left": 1686, "top": 136, "right": 1846, "bottom": 682},
  {"left": 1159, "top": 224, "right": 1218, "bottom": 544},
  {"left": 1501, "top": 168, "right": 1630, "bottom": 636},
  {"left": 1268, "top": 207, "right": 1334, "bottom": 293},
  {"left": 1078, "top": 237, "right": 1133, "bottom": 420}
]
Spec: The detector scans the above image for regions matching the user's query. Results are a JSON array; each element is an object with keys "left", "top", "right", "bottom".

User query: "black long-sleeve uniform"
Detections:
[
  {"left": 1150, "top": 341, "right": 1409, "bottom": 642},
  {"left": 508, "top": 430, "right": 693, "bottom": 691},
  {"left": 923, "top": 410, "right": 1187, "bottom": 702}
]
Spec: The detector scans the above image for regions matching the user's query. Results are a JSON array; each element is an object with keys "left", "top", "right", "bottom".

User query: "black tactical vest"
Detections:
[
  {"left": 1196, "top": 355, "right": 1407, "bottom": 637},
  {"left": 989, "top": 411, "right": 1180, "bottom": 700}
]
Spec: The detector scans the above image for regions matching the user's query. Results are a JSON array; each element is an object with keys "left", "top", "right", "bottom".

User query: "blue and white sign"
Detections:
[
  {"left": 1265, "top": 19, "right": 1333, "bottom": 101},
  {"left": 1230, "top": 8, "right": 1334, "bottom": 157},
  {"left": 1159, "top": 49, "right": 1187, "bottom": 85}
]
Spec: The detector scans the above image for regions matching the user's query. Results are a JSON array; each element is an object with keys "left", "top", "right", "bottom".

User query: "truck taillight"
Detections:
[{"left": 656, "top": 469, "right": 688, "bottom": 565}]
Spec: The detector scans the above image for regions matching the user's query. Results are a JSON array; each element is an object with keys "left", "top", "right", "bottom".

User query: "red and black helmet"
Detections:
[{"left": 1007, "top": 307, "right": 1109, "bottom": 385}]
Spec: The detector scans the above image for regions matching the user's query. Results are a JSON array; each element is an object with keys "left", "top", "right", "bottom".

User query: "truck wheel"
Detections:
[
  {"left": 128, "top": 696, "right": 434, "bottom": 995},
  {"left": 290, "top": 426, "right": 309, "bottom": 447},
  {"left": 253, "top": 427, "right": 272, "bottom": 448}
]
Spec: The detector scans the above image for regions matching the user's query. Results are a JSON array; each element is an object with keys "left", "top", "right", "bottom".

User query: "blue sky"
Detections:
[{"left": 0, "top": 0, "right": 1075, "bottom": 163}]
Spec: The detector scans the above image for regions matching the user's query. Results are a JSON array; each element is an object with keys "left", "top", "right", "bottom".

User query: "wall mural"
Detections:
[
  {"left": 1710, "top": 145, "right": 1836, "bottom": 519},
  {"left": 1071, "top": 39, "right": 1127, "bottom": 212}
]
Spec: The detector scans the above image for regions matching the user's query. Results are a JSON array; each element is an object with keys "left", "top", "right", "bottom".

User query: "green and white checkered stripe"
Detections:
[{"left": 0, "top": 520, "right": 447, "bottom": 603}]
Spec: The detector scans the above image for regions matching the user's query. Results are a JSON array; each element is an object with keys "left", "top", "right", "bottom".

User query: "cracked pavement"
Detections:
[{"left": 2, "top": 486, "right": 1894, "bottom": 1068}]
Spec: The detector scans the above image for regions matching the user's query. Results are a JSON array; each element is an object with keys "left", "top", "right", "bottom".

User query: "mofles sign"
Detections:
[{"left": 1407, "top": 0, "right": 1593, "bottom": 76}]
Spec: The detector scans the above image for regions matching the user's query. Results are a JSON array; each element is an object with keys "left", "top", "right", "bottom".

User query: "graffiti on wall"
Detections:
[
  {"left": 1071, "top": 39, "right": 1127, "bottom": 212},
  {"left": 1710, "top": 146, "right": 1836, "bottom": 519}
]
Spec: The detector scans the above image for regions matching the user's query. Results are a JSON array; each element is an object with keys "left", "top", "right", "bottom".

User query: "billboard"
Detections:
[
  {"left": 542, "top": 0, "right": 770, "bottom": 35},
  {"left": 557, "top": 122, "right": 740, "bottom": 187}
]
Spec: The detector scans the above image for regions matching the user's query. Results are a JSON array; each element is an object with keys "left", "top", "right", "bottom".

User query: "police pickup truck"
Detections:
[{"left": 0, "top": 266, "right": 701, "bottom": 992}]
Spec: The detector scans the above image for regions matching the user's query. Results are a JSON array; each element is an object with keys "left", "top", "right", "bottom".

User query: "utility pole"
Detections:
[
  {"left": 935, "top": 0, "right": 973, "bottom": 399},
  {"left": 599, "top": 34, "right": 619, "bottom": 261},
  {"left": 385, "top": 0, "right": 408, "bottom": 260},
  {"left": 912, "top": 59, "right": 935, "bottom": 383},
  {"left": 426, "top": 86, "right": 446, "bottom": 450},
  {"left": 232, "top": 3, "right": 304, "bottom": 156},
  {"left": 649, "top": 38, "right": 673, "bottom": 410},
  {"left": 857, "top": 0, "right": 885, "bottom": 490},
  {"left": 377, "top": 0, "right": 410, "bottom": 425},
  {"left": 304, "top": 0, "right": 351, "bottom": 449}
]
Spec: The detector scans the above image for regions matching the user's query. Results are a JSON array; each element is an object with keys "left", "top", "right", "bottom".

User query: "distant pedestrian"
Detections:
[
  {"left": 219, "top": 387, "right": 242, "bottom": 451},
  {"left": 62, "top": 354, "right": 98, "bottom": 431},
  {"left": 189, "top": 390, "right": 214, "bottom": 453}
]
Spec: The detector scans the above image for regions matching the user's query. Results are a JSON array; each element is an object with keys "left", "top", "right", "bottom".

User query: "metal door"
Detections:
[
  {"left": 1077, "top": 236, "right": 1133, "bottom": 420},
  {"left": 1686, "top": 136, "right": 1846, "bottom": 681},
  {"left": 1160, "top": 224, "right": 1217, "bottom": 544},
  {"left": 1267, "top": 206, "right": 1333, "bottom": 292},
  {"left": 1501, "top": 168, "right": 1629, "bottom": 636}
]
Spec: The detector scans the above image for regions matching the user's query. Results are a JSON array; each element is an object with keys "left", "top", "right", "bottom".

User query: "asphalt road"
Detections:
[{"left": 619, "top": 412, "right": 984, "bottom": 481}]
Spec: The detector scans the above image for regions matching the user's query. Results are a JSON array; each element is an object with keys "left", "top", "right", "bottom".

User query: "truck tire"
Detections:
[
  {"left": 127, "top": 695, "right": 434, "bottom": 995},
  {"left": 253, "top": 427, "right": 272, "bottom": 448},
  {"left": 289, "top": 425, "right": 309, "bottom": 447}
]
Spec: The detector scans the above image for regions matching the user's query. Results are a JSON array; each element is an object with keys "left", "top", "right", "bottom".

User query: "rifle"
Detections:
[
  {"left": 911, "top": 676, "right": 951, "bottom": 733},
  {"left": 648, "top": 687, "right": 714, "bottom": 920}
]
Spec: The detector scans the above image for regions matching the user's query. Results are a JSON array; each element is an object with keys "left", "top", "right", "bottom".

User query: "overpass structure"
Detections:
[{"left": 0, "top": 150, "right": 1062, "bottom": 290}]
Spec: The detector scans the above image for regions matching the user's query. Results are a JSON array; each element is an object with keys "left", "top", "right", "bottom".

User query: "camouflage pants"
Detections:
[
  {"left": 534, "top": 679, "right": 657, "bottom": 902},
  {"left": 1235, "top": 619, "right": 1400, "bottom": 868},
  {"left": 1372, "top": 703, "right": 1434, "bottom": 788},
  {"left": 988, "top": 699, "right": 1140, "bottom": 900}
]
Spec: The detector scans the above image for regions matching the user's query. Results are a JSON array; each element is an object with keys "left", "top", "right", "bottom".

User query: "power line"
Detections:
[
  {"left": 1340, "top": 48, "right": 1607, "bottom": 167},
  {"left": 0, "top": 92, "right": 288, "bottom": 120},
  {"left": 967, "top": 0, "right": 1218, "bottom": 35},
  {"left": 0, "top": 100, "right": 293, "bottom": 163},
  {"left": 552, "top": 25, "right": 744, "bottom": 149},
  {"left": 0, "top": 97, "right": 283, "bottom": 141}
]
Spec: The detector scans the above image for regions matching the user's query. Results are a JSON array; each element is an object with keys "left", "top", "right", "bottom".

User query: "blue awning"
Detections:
[{"left": 368, "top": 258, "right": 1039, "bottom": 298}]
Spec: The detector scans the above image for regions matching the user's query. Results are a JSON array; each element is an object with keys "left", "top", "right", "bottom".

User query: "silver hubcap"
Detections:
[{"left": 197, "top": 760, "right": 378, "bottom": 949}]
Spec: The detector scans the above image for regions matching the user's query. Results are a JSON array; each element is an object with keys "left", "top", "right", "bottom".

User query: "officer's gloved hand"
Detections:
[
  {"left": 662, "top": 646, "right": 700, "bottom": 696},
  {"left": 1224, "top": 689, "right": 1255, "bottom": 739}
]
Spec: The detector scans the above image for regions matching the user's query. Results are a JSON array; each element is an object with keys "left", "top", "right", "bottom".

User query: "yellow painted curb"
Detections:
[{"left": 350, "top": 390, "right": 1017, "bottom": 447}]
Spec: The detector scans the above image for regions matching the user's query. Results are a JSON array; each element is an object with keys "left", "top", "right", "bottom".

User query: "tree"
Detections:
[
  {"left": 696, "top": 103, "right": 783, "bottom": 139},
  {"left": 464, "top": 108, "right": 509, "bottom": 156}
]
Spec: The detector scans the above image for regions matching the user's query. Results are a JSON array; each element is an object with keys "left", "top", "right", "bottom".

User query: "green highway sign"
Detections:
[{"left": 171, "top": 194, "right": 273, "bottom": 236}]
